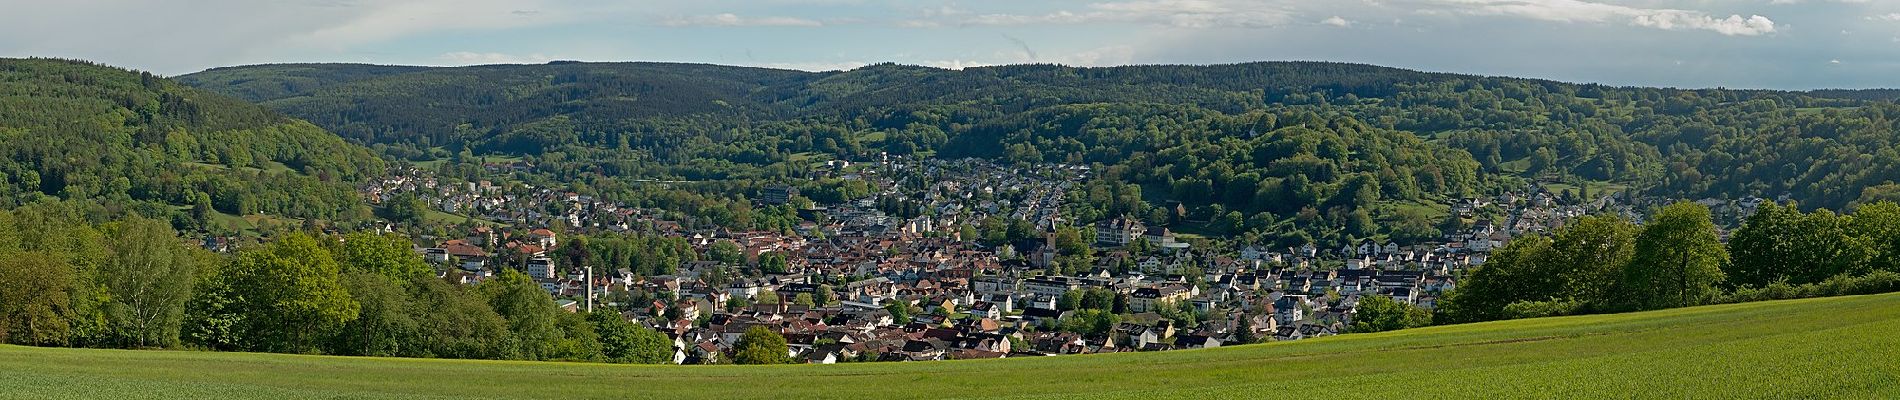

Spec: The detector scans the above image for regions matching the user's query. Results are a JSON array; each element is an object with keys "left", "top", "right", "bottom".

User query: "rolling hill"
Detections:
[
  {"left": 4, "top": 292, "right": 1897, "bottom": 399},
  {"left": 0, "top": 58, "right": 384, "bottom": 226},
  {"left": 179, "top": 61, "right": 1900, "bottom": 214},
  {"left": 172, "top": 60, "right": 1900, "bottom": 250}
]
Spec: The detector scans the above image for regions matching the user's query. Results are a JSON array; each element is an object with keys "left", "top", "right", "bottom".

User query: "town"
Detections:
[{"left": 345, "top": 155, "right": 1708, "bottom": 364}]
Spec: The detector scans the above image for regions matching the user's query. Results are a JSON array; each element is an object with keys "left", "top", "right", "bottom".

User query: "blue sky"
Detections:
[{"left": 0, "top": 0, "right": 1895, "bottom": 89}]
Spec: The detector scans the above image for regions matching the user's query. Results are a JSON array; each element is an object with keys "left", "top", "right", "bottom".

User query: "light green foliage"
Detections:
[
  {"left": 481, "top": 269, "right": 561, "bottom": 360},
  {"left": 1058, "top": 309, "right": 1120, "bottom": 336},
  {"left": 406, "top": 275, "right": 510, "bottom": 359},
  {"left": 333, "top": 232, "right": 431, "bottom": 283},
  {"left": 1727, "top": 202, "right": 1869, "bottom": 287},
  {"left": 589, "top": 310, "right": 673, "bottom": 364},
  {"left": 1622, "top": 202, "right": 1728, "bottom": 311},
  {"left": 100, "top": 217, "right": 205, "bottom": 348},
  {"left": 217, "top": 233, "right": 359, "bottom": 353},
  {"left": 708, "top": 241, "right": 744, "bottom": 265},
  {"left": 731, "top": 326, "right": 789, "bottom": 365},
  {"left": 1351, "top": 295, "right": 1431, "bottom": 333},
  {"left": 757, "top": 252, "right": 788, "bottom": 275}
]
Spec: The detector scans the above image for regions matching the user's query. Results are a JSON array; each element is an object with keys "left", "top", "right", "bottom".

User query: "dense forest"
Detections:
[
  {"left": 0, "top": 58, "right": 384, "bottom": 231},
  {"left": 181, "top": 61, "right": 1900, "bottom": 247}
]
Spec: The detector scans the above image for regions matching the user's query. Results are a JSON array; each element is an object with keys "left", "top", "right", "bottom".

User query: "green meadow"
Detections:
[{"left": 4, "top": 292, "right": 1898, "bottom": 399}]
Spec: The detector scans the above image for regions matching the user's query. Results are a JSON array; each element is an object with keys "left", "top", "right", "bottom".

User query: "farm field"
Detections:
[{"left": 3, "top": 293, "right": 1899, "bottom": 399}]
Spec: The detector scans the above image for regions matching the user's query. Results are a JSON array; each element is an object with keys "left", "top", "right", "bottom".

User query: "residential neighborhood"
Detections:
[{"left": 347, "top": 155, "right": 1672, "bottom": 364}]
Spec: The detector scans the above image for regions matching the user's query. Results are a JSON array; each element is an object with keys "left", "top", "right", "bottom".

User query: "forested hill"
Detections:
[
  {"left": 0, "top": 58, "right": 383, "bottom": 229},
  {"left": 181, "top": 61, "right": 1900, "bottom": 221}
]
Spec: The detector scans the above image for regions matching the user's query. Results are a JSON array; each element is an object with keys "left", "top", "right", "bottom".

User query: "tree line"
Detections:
[
  {"left": 1436, "top": 201, "right": 1900, "bottom": 324},
  {"left": 0, "top": 201, "right": 674, "bottom": 364}
]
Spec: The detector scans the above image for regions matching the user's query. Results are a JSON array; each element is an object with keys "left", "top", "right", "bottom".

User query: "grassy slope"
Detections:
[{"left": 4, "top": 293, "right": 1899, "bottom": 399}]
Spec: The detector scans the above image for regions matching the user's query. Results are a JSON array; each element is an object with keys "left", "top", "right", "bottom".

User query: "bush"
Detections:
[
  {"left": 1501, "top": 299, "right": 1586, "bottom": 320},
  {"left": 1719, "top": 271, "right": 1900, "bottom": 304}
]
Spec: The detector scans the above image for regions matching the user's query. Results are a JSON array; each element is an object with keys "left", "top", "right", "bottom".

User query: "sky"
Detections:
[{"left": 0, "top": 0, "right": 1895, "bottom": 89}]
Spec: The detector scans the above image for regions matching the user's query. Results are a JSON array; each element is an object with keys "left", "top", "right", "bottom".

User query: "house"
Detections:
[
  {"left": 968, "top": 301, "right": 1002, "bottom": 320},
  {"left": 1094, "top": 216, "right": 1145, "bottom": 246},
  {"left": 729, "top": 279, "right": 762, "bottom": 300},
  {"left": 1175, "top": 334, "right": 1220, "bottom": 349},
  {"left": 525, "top": 257, "right": 556, "bottom": 279},
  {"left": 1023, "top": 277, "right": 1078, "bottom": 298},
  {"left": 528, "top": 228, "right": 558, "bottom": 249},
  {"left": 1021, "top": 307, "right": 1065, "bottom": 324},
  {"left": 1128, "top": 286, "right": 1192, "bottom": 313},
  {"left": 1117, "top": 323, "right": 1160, "bottom": 349},
  {"left": 760, "top": 185, "right": 799, "bottom": 205},
  {"left": 422, "top": 247, "right": 450, "bottom": 263}
]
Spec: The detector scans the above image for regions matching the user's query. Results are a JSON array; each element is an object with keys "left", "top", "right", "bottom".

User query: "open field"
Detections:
[{"left": 4, "top": 293, "right": 1899, "bottom": 399}]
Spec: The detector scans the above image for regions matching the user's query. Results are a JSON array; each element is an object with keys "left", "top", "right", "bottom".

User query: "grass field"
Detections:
[{"left": 4, "top": 293, "right": 1900, "bottom": 399}]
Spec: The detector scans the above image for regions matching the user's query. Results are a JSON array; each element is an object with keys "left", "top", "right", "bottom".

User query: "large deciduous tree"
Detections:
[
  {"left": 220, "top": 233, "right": 360, "bottom": 353},
  {"left": 732, "top": 326, "right": 790, "bottom": 364},
  {"left": 1350, "top": 294, "right": 1431, "bottom": 333},
  {"left": 482, "top": 269, "right": 561, "bottom": 360},
  {"left": 101, "top": 216, "right": 204, "bottom": 348},
  {"left": 1621, "top": 202, "right": 1727, "bottom": 311}
]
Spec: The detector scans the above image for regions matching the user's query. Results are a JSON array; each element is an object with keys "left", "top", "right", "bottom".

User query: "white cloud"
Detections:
[
  {"left": 942, "top": 0, "right": 1290, "bottom": 29},
  {"left": 439, "top": 51, "right": 555, "bottom": 65},
  {"left": 921, "top": 59, "right": 998, "bottom": 70},
  {"left": 661, "top": 13, "right": 825, "bottom": 27},
  {"left": 1322, "top": 16, "right": 1352, "bottom": 27},
  {"left": 1870, "top": 13, "right": 1900, "bottom": 21},
  {"left": 1429, "top": 0, "right": 1777, "bottom": 36},
  {"left": 1769, "top": 0, "right": 1867, "bottom": 4},
  {"left": 1631, "top": 13, "right": 1775, "bottom": 36}
]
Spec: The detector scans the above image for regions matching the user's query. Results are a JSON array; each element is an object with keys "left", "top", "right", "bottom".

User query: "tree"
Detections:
[
  {"left": 1546, "top": 215, "right": 1637, "bottom": 307},
  {"left": 884, "top": 301, "right": 911, "bottom": 324},
  {"left": 1054, "top": 227, "right": 1090, "bottom": 256},
  {"left": 1057, "top": 290, "right": 1084, "bottom": 311},
  {"left": 409, "top": 274, "right": 510, "bottom": 359},
  {"left": 1233, "top": 314, "right": 1260, "bottom": 345},
  {"left": 1057, "top": 309, "right": 1119, "bottom": 336},
  {"left": 792, "top": 293, "right": 816, "bottom": 307},
  {"left": 590, "top": 310, "right": 673, "bottom": 364},
  {"left": 1621, "top": 202, "right": 1727, "bottom": 311},
  {"left": 1435, "top": 235, "right": 1554, "bottom": 324},
  {"left": 382, "top": 192, "right": 428, "bottom": 224},
  {"left": 1350, "top": 295, "right": 1430, "bottom": 333},
  {"left": 335, "top": 232, "right": 431, "bottom": 283},
  {"left": 758, "top": 252, "right": 788, "bottom": 274},
  {"left": 548, "top": 311, "right": 602, "bottom": 361},
  {"left": 1386, "top": 208, "right": 1441, "bottom": 245},
  {"left": 814, "top": 284, "right": 834, "bottom": 306},
  {"left": 0, "top": 251, "right": 76, "bottom": 345},
  {"left": 100, "top": 216, "right": 203, "bottom": 348},
  {"left": 190, "top": 192, "right": 215, "bottom": 229},
  {"left": 1438, "top": 212, "right": 1468, "bottom": 235},
  {"left": 332, "top": 271, "right": 415, "bottom": 356},
  {"left": 708, "top": 241, "right": 743, "bottom": 265},
  {"left": 732, "top": 326, "right": 790, "bottom": 364},
  {"left": 219, "top": 233, "right": 359, "bottom": 353},
  {"left": 482, "top": 269, "right": 561, "bottom": 360},
  {"left": 1728, "top": 202, "right": 1869, "bottom": 287},
  {"left": 1080, "top": 288, "right": 1114, "bottom": 311},
  {"left": 1851, "top": 201, "right": 1900, "bottom": 274}
]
